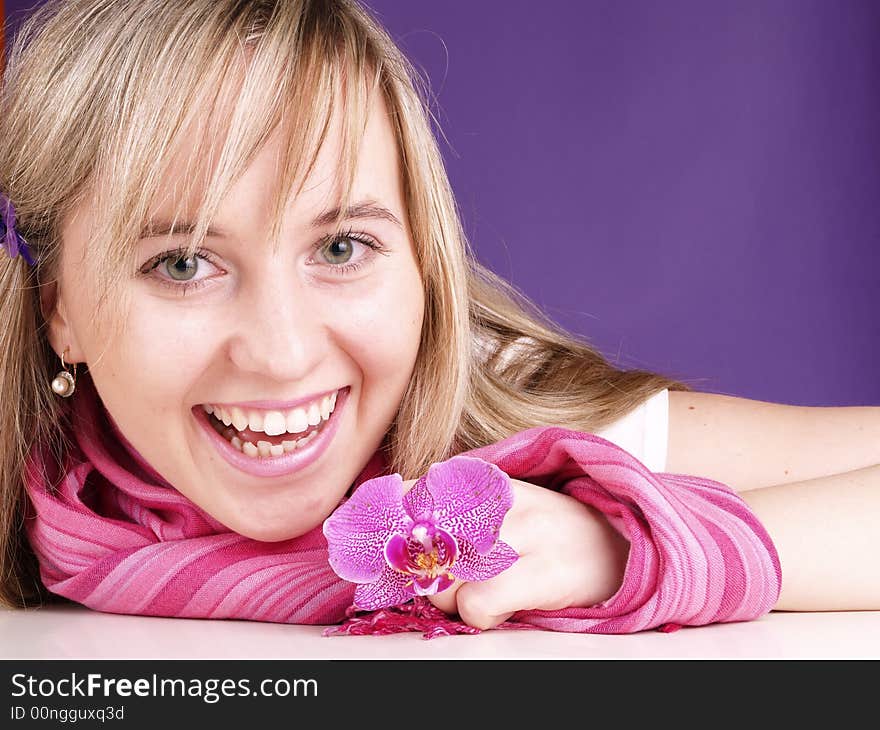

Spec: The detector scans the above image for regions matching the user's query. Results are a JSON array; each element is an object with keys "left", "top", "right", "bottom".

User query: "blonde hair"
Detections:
[{"left": 0, "top": 0, "right": 694, "bottom": 608}]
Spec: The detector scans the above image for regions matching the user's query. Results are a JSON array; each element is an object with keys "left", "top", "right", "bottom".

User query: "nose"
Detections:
[{"left": 226, "top": 267, "right": 328, "bottom": 383}]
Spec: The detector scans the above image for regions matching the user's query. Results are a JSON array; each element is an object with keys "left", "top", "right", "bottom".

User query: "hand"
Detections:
[{"left": 402, "top": 477, "right": 631, "bottom": 630}]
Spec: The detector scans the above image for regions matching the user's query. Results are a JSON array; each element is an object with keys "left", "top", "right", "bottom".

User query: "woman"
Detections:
[{"left": 0, "top": 0, "right": 874, "bottom": 633}]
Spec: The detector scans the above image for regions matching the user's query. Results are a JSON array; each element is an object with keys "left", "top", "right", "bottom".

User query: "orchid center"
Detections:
[{"left": 383, "top": 521, "right": 458, "bottom": 596}]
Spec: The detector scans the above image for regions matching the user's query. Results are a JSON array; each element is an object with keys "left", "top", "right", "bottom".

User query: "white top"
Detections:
[
  {"left": 594, "top": 388, "right": 669, "bottom": 472},
  {"left": 484, "top": 336, "right": 669, "bottom": 471}
]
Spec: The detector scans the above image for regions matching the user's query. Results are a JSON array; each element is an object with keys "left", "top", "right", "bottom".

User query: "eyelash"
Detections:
[{"left": 139, "top": 228, "right": 386, "bottom": 295}]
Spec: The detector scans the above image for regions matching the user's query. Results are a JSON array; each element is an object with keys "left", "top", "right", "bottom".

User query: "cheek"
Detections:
[
  {"left": 84, "top": 300, "right": 217, "bottom": 419},
  {"left": 329, "top": 267, "right": 424, "bottom": 379}
]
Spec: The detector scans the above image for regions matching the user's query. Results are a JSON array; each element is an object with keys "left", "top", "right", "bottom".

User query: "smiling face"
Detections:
[{"left": 47, "top": 89, "right": 425, "bottom": 541}]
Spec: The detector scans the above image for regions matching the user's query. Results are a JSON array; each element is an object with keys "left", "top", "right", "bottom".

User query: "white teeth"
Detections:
[
  {"left": 225, "top": 425, "right": 323, "bottom": 458},
  {"left": 307, "top": 403, "right": 321, "bottom": 426},
  {"left": 203, "top": 388, "right": 340, "bottom": 437},
  {"left": 287, "top": 408, "right": 310, "bottom": 434},
  {"left": 230, "top": 406, "right": 249, "bottom": 433},
  {"left": 247, "top": 409, "right": 265, "bottom": 433},
  {"left": 222, "top": 420, "right": 325, "bottom": 458},
  {"left": 263, "top": 411, "right": 288, "bottom": 437}
]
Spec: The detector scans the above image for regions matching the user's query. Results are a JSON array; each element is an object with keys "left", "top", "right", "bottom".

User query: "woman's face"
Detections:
[{"left": 48, "top": 91, "right": 425, "bottom": 541}]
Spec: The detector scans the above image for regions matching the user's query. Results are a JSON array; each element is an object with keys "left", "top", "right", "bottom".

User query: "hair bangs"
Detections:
[{"left": 90, "top": 0, "right": 385, "bottom": 322}]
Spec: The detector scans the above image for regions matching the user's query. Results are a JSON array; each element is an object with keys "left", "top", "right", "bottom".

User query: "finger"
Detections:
[
  {"left": 427, "top": 576, "right": 514, "bottom": 630},
  {"left": 455, "top": 555, "right": 546, "bottom": 631},
  {"left": 457, "top": 602, "right": 514, "bottom": 631}
]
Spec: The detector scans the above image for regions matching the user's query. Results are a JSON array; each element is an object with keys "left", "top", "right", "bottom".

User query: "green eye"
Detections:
[
  {"left": 322, "top": 238, "right": 355, "bottom": 265},
  {"left": 140, "top": 246, "right": 219, "bottom": 295},
  {"left": 165, "top": 255, "right": 198, "bottom": 281}
]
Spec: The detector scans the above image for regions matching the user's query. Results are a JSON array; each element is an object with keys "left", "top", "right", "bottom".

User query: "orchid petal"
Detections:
[
  {"left": 411, "top": 574, "right": 454, "bottom": 596},
  {"left": 426, "top": 456, "right": 514, "bottom": 553},
  {"left": 353, "top": 567, "right": 414, "bottom": 611},
  {"left": 384, "top": 528, "right": 457, "bottom": 572},
  {"left": 383, "top": 533, "right": 410, "bottom": 573},
  {"left": 323, "top": 474, "right": 410, "bottom": 583},
  {"left": 412, "top": 575, "right": 441, "bottom": 594},
  {"left": 451, "top": 539, "right": 519, "bottom": 582},
  {"left": 434, "top": 573, "right": 455, "bottom": 594},
  {"left": 435, "top": 527, "right": 458, "bottom": 564},
  {"left": 402, "top": 475, "right": 434, "bottom": 521}
]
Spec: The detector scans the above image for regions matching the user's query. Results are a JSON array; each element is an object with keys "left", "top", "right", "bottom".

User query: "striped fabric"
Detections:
[
  {"left": 23, "top": 375, "right": 781, "bottom": 633},
  {"left": 466, "top": 429, "right": 781, "bottom": 632}
]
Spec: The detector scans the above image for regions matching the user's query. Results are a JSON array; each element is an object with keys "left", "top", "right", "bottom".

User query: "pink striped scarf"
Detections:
[{"left": 23, "top": 375, "right": 781, "bottom": 634}]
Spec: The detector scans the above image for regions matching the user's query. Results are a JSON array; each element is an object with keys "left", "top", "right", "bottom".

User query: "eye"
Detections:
[
  {"left": 312, "top": 228, "right": 388, "bottom": 276},
  {"left": 165, "top": 255, "right": 198, "bottom": 281},
  {"left": 139, "top": 247, "right": 222, "bottom": 294},
  {"left": 322, "top": 237, "right": 358, "bottom": 265}
]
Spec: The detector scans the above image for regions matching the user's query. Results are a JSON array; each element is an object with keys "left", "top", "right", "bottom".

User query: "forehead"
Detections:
[{"left": 146, "top": 70, "right": 405, "bottom": 230}]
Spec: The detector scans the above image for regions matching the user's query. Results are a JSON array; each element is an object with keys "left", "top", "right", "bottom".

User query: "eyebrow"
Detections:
[
  {"left": 310, "top": 201, "right": 403, "bottom": 229},
  {"left": 139, "top": 199, "right": 403, "bottom": 239}
]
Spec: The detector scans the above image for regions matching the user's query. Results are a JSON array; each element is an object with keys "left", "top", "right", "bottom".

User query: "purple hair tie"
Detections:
[{"left": 0, "top": 192, "right": 37, "bottom": 266}]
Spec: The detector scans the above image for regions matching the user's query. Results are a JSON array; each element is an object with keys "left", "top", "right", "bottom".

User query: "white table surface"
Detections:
[{"left": 2, "top": 604, "right": 879, "bottom": 659}]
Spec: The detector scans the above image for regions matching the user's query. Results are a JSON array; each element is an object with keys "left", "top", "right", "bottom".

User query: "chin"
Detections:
[
  {"left": 231, "top": 519, "right": 322, "bottom": 543},
  {"left": 212, "top": 490, "right": 339, "bottom": 542}
]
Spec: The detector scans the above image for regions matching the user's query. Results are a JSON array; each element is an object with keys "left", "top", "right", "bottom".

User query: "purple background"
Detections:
[{"left": 6, "top": 1, "right": 879, "bottom": 406}]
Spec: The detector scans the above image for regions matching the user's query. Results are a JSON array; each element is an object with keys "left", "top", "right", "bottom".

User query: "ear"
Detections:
[{"left": 40, "top": 279, "right": 86, "bottom": 364}]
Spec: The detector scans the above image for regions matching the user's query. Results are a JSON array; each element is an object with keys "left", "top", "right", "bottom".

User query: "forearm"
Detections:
[{"left": 741, "top": 463, "right": 880, "bottom": 611}]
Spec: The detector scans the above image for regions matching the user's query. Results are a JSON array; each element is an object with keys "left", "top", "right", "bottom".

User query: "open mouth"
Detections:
[{"left": 202, "top": 389, "right": 340, "bottom": 459}]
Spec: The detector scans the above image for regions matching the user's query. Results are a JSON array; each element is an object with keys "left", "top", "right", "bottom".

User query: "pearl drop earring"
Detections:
[{"left": 51, "top": 347, "right": 77, "bottom": 398}]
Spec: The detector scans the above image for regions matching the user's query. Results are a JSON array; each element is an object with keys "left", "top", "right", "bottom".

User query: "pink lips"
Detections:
[{"left": 194, "top": 386, "right": 349, "bottom": 478}]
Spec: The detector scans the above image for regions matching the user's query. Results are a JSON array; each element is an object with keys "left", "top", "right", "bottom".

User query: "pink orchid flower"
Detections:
[{"left": 323, "top": 455, "right": 519, "bottom": 611}]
